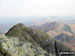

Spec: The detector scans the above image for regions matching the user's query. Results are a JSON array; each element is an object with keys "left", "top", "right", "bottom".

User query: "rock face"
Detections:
[
  {"left": 0, "top": 34, "right": 49, "bottom": 56},
  {"left": 0, "top": 23, "right": 70, "bottom": 56}
]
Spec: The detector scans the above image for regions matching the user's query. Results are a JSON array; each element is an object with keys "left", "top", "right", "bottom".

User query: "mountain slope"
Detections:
[
  {"left": 30, "top": 22, "right": 75, "bottom": 51},
  {"left": 54, "top": 33, "right": 75, "bottom": 51},
  {"left": 5, "top": 23, "right": 38, "bottom": 46},
  {"left": 5, "top": 23, "right": 71, "bottom": 55}
]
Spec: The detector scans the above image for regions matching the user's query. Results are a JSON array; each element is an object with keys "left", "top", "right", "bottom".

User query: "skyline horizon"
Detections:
[{"left": 0, "top": 16, "right": 75, "bottom": 24}]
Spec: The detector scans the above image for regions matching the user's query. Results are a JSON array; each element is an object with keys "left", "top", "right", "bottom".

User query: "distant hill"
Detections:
[
  {"left": 30, "top": 22, "right": 75, "bottom": 51},
  {"left": 31, "top": 22, "right": 64, "bottom": 32}
]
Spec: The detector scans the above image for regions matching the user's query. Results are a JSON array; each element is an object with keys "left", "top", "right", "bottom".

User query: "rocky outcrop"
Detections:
[{"left": 0, "top": 34, "right": 49, "bottom": 56}]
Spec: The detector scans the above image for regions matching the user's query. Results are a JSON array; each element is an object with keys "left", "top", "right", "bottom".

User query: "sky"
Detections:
[{"left": 0, "top": 0, "right": 75, "bottom": 18}]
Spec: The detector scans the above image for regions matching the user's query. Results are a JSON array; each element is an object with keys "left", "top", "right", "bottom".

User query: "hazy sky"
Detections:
[{"left": 0, "top": 0, "right": 75, "bottom": 18}]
